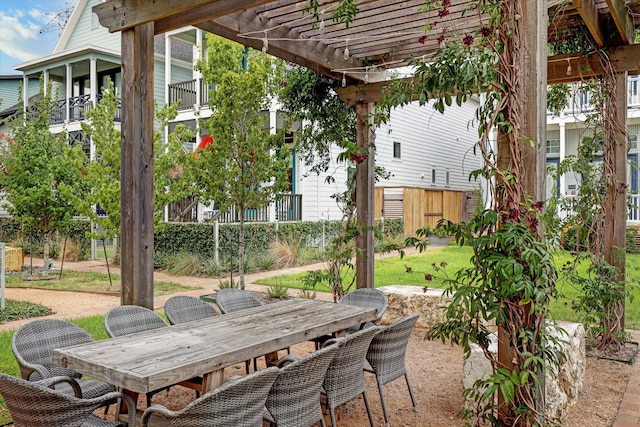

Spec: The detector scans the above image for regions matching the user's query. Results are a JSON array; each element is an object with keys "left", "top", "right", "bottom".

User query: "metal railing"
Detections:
[
  {"left": 216, "top": 194, "right": 303, "bottom": 224},
  {"left": 549, "top": 76, "right": 640, "bottom": 115},
  {"left": 53, "top": 94, "right": 121, "bottom": 124},
  {"left": 168, "top": 79, "right": 210, "bottom": 109}
]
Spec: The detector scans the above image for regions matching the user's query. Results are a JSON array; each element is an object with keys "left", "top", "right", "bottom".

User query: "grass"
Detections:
[
  {"left": 5, "top": 270, "right": 197, "bottom": 296},
  {"left": 256, "top": 246, "right": 640, "bottom": 330}
]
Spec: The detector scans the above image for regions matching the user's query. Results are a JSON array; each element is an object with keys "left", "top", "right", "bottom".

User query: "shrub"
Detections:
[
  {"left": 267, "top": 284, "right": 290, "bottom": 299},
  {"left": 164, "top": 252, "right": 203, "bottom": 276}
]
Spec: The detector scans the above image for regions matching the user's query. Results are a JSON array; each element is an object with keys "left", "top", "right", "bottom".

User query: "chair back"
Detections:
[
  {"left": 11, "top": 319, "right": 94, "bottom": 381},
  {"left": 322, "top": 326, "right": 381, "bottom": 407},
  {"left": 366, "top": 313, "right": 419, "bottom": 385},
  {"left": 265, "top": 342, "right": 340, "bottom": 427},
  {"left": 339, "top": 288, "right": 388, "bottom": 324},
  {"left": 104, "top": 305, "right": 168, "bottom": 337},
  {"left": 141, "top": 367, "right": 279, "bottom": 427},
  {"left": 0, "top": 373, "right": 128, "bottom": 427},
  {"left": 164, "top": 295, "right": 219, "bottom": 325},
  {"left": 216, "top": 288, "right": 262, "bottom": 314}
]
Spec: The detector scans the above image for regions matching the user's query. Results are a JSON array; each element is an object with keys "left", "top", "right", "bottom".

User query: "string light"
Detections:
[
  {"left": 262, "top": 32, "right": 269, "bottom": 53},
  {"left": 342, "top": 73, "right": 346, "bottom": 87},
  {"left": 319, "top": 11, "right": 325, "bottom": 34},
  {"left": 566, "top": 58, "right": 572, "bottom": 76},
  {"left": 343, "top": 39, "right": 350, "bottom": 60},
  {"left": 364, "top": 67, "right": 369, "bottom": 83}
]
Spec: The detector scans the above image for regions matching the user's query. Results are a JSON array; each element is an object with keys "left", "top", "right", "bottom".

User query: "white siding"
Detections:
[
  {"left": 375, "top": 99, "right": 482, "bottom": 191},
  {"left": 296, "top": 146, "right": 348, "bottom": 221}
]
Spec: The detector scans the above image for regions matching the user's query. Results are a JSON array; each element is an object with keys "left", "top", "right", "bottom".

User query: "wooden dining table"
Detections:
[{"left": 53, "top": 298, "right": 376, "bottom": 397}]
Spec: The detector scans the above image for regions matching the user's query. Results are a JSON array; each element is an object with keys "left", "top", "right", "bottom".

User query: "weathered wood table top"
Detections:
[{"left": 53, "top": 298, "right": 376, "bottom": 394}]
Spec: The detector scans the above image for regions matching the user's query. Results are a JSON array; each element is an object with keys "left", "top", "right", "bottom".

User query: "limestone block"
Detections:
[
  {"left": 4, "top": 246, "right": 24, "bottom": 271},
  {"left": 462, "top": 321, "right": 585, "bottom": 423},
  {"left": 378, "top": 285, "right": 451, "bottom": 328}
]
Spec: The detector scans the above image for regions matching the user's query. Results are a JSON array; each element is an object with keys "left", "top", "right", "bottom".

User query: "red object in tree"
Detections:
[{"left": 198, "top": 135, "right": 214, "bottom": 150}]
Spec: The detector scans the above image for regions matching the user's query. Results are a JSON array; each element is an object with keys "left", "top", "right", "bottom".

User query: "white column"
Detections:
[
  {"left": 90, "top": 58, "right": 98, "bottom": 160},
  {"left": 269, "top": 106, "right": 278, "bottom": 222},
  {"left": 559, "top": 121, "right": 566, "bottom": 195},
  {"left": 43, "top": 70, "right": 49, "bottom": 94},
  {"left": 195, "top": 28, "right": 203, "bottom": 109},
  {"left": 22, "top": 75, "right": 28, "bottom": 111},
  {"left": 163, "top": 34, "right": 172, "bottom": 223},
  {"left": 66, "top": 64, "right": 72, "bottom": 122}
]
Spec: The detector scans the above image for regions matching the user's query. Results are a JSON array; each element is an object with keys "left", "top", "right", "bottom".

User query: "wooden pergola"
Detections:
[{"left": 92, "top": 0, "right": 640, "bottom": 308}]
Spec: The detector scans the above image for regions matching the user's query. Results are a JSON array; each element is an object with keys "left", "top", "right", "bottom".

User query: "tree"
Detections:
[
  {"left": 191, "top": 35, "right": 291, "bottom": 289},
  {"left": 63, "top": 80, "right": 196, "bottom": 263},
  {"left": 0, "top": 78, "right": 85, "bottom": 272}
]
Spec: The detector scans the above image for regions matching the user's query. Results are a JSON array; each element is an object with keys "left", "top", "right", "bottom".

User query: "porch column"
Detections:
[
  {"left": 559, "top": 121, "right": 566, "bottom": 196},
  {"left": 66, "top": 64, "right": 72, "bottom": 122},
  {"left": 269, "top": 107, "right": 278, "bottom": 223},
  {"left": 43, "top": 71, "right": 49, "bottom": 95},
  {"left": 22, "top": 75, "right": 28, "bottom": 109},
  {"left": 163, "top": 34, "right": 172, "bottom": 223},
  {"left": 90, "top": 58, "right": 98, "bottom": 161},
  {"left": 120, "top": 22, "right": 155, "bottom": 308}
]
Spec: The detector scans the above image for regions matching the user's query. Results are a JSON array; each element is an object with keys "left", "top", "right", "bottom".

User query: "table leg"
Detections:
[
  {"left": 115, "top": 389, "right": 138, "bottom": 421},
  {"left": 201, "top": 369, "right": 224, "bottom": 393},
  {"left": 264, "top": 351, "right": 280, "bottom": 367}
]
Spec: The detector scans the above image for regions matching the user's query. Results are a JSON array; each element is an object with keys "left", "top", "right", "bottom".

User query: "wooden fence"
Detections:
[{"left": 375, "top": 187, "right": 478, "bottom": 236}]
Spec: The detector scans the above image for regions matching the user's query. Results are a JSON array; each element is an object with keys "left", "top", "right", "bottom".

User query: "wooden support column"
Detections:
[
  {"left": 355, "top": 102, "right": 376, "bottom": 289},
  {"left": 120, "top": 22, "right": 155, "bottom": 308},
  {"left": 603, "top": 71, "right": 628, "bottom": 329},
  {"left": 336, "top": 83, "right": 386, "bottom": 290},
  {"left": 496, "top": 1, "right": 547, "bottom": 424}
]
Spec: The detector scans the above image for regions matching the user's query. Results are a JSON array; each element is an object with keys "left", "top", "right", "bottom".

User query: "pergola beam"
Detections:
[
  {"left": 93, "top": 0, "right": 273, "bottom": 34},
  {"left": 547, "top": 44, "right": 640, "bottom": 84},
  {"left": 573, "top": 0, "right": 607, "bottom": 46},
  {"left": 606, "top": 0, "right": 636, "bottom": 44},
  {"left": 196, "top": 12, "right": 366, "bottom": 81}
]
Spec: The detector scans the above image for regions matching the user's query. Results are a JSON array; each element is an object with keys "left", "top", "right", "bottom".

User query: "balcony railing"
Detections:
[
  {"left": 216, "top": 194, "right": 303, "bottom": 224},
  {"left": 549, "top": 76, "right": 640, "bottom": 116},
  {"left": 168, "top": 79, "right": 209, "bottom": 110},
  {"left": 53, "top": 94, "right": 121, "bottom": 124}
]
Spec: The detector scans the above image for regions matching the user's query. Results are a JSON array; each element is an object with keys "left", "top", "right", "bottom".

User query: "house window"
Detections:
[
  {"left": 547, "top": 139, "right": 560, "bottom": 155},
  {"left": 445, "top": 170, "right": 450, "bottom": 186},
  {"left": 393, "top": 141, "right": 401, "bottom": 159},
  {"left": 631, "top": 135, "right": 638, "bottom": 151},
  {"left": 431, "top": 168, "right": 436, "bottom": 184}
]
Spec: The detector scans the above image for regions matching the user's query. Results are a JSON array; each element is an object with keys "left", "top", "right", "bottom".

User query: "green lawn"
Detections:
[
  {"left": 256, "top": 246, "right": 640, "bottom": 330},
  {"left": 5, "top": 270, "right": 197, "bottom": 296}
]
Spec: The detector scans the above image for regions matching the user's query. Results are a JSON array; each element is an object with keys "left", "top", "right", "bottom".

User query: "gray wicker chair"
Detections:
[
  {"left": 313, "top": 288, "right": 388, "bottom": 349},
  {"left": 0, "top": 373, "right": 135, "bottom": 427},
  {"left": 141, "top": 367, "right": 279, "bottom": 427},
  {"left": 321, "top": 326, "right": 381, "bottom": 427},
  {"left": 164, "top": 295, "right": 220, "bottom": 325},
  {"left": 215, "top": 288, "right": 262, "bottom": 314},
  {"left": 339, "top": 288, "right": 388, "bottom": 332},
  {"left": 11, "top": 319, "right": 116, "bottom": 400},
  {"left": 264, "top": 341, "right": 341, "bottom": 427},
  {"left": 364, "top": 313, "right": 419, "bottom": 426}
]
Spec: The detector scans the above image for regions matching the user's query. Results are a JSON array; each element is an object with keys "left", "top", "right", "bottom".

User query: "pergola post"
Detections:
[
  {"left": 603, "top": 71, "right": 629, "bottom": 329},
  {"left": 496, "top": 1, "right": 547, "bottom": 423},
  {"left": 355, "top": 102, "right": 376, "bottom": 289},
  {"left": 120, "top": 23, "right": 155, "bottom": 308}
]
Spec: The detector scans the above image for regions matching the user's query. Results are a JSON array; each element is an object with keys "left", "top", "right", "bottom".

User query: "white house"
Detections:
[
  {"left": 546, "top": 77, "right": 640, "bottom": 222},
  {"left": 1, "top": 0, "right": 484, "bottom": 227}
]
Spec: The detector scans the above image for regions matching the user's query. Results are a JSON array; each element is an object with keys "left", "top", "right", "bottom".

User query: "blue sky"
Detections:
[{"left": 0, "top": 0, "right": 75, "bottom": 75}]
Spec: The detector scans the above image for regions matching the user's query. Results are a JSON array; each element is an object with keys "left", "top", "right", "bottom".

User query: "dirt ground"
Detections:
[{"left": 100, "top": 327, "right": 635, "bottom": 427}]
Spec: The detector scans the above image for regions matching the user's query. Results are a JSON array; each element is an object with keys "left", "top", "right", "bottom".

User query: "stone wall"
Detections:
[
  {"left": 462, "top": 322, "right": 586, "bottom": 423},
  {"left": 378, "top": 285, "right": 451, "bottom": 328}
]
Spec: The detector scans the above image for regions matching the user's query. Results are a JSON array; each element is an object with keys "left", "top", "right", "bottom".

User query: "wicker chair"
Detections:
[
  {"left": 164, "top": 295, "right": 220, "bottom": 325},
  {"left": 364, "top": 313, "right": 420, "bottom": 426},
  {"left": 11, "top": 319, "right": 116, "bottom": 400},
  {"left": 0, "top": 373, "right": 135, "bottom": 427},
  {"left": 264, "top": 341, "right": 341, "bottom": 427},
  {"left": 321, "top": 326, "right": 381, "bottom": 427},
  {"left": 141, "top": 367, "right": 279, "bottom": 427},
  {"left": 215, "top": 288, "right": 262, "bottom": 314},
  {"left": 339, "top": 288, "right": 388, "bottom": 332},
  {"left": 313, "top": 288, "right": 388, "bottom": 349}
]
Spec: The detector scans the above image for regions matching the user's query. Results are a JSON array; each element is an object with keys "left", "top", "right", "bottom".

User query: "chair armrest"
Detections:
[
  {"left": 276, "top": 354, "right": 300, "bottom": 368},
  {"left": 141, "top": 404, "right": 177, "bottom": 426},
  {"left": 37, "top": 376, "right": 83, "bottom": 397},
  {"left": 20, "top": 361, "right": 51, "bottom": 381}
]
